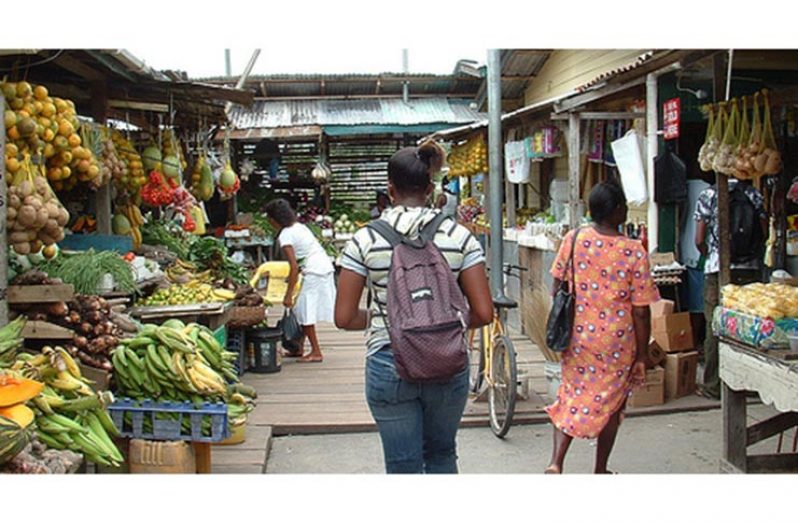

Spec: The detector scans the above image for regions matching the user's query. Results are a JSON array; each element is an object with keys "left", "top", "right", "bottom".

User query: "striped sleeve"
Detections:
[
  {"left": 453, "top": 224, "right": 486, "bottom": 270},
  {"left": 339, "top": 229, "right": 370, "bottom": 277}
]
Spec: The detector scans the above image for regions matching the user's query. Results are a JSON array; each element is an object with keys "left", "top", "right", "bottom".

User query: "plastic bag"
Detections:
[
  {"left": 699, "top": 106, "right": 723, "bottom": 172},
  {"left": 732, "top": 96, "right": 753, "bottom": 180},
  {"left": 610, "top": 129, "right": 647, "bottom": 205},
  {"left": 279, "top": 309, "right": 302, "bottom": 343},
  {"left": 504, "top": 140, "right": 530, "bottom": 183},
  {"left": 756, "top": 90, "right": 783, "bottom": 176},
  {"left": 712, "top": 100, "right": 739, "bottom": 175}
]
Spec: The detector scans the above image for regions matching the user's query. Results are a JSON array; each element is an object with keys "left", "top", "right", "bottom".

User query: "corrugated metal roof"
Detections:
[
  {"left": 575, "top": 51, "right": 656, "bottom": 92},
  {"left": 229, "top": 98, "right": 484, "bottom": 130}
]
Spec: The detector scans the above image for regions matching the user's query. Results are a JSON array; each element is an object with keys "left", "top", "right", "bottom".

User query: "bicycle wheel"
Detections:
[
  {"left": 488, "top": 335, "right": 517, "bottom": 438},
  {"left": 468, "top": 328, "right": 485, "bottom": 394}
]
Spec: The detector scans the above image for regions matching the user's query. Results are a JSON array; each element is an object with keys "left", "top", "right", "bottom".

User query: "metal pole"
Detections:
[
  {"left": 225, "top": 49, "right": 232, "bottom": 77},
  {"left": 645, "top": 73, "right": 659, "bottom": 253},
  {"left": 225, "top": 49, "right": 261, "bottom": 116},
  {"left": 487, "top": 49, "right": 506, "bottom": 299},
  {"left": 402, "top": 49, "right": 409, "bottom": 103}
]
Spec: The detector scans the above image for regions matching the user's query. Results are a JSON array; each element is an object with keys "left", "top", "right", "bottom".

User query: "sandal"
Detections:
[
  {"left": 298, "top": 355, "right": 323, "bottom": 363},
  {"left": 281, "top": 350, "right": 304, "bottom": 358}
]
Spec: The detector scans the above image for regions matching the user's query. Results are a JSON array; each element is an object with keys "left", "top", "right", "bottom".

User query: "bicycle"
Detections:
[{"left": 467, "top": 263, "right": 526, "bottom": 438}]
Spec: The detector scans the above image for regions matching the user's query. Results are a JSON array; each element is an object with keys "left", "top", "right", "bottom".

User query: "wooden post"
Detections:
[
  {"left": 721, "top": 382, "right": 748, "bottom": 472},
  {"left": 568, "top": 113, "right": 581, "bottom": 229},
  {"left": 193, "top": 441, "right": 211, "bottom": 473},
  {"left": 0, "top": 92, "right": 7, "bottom": 325},
  {"left": 713, "top": 54, "right": 732, "bottom": 287},
  {"left": 91, "top": 81, "right": 112, "bottom": 235}
]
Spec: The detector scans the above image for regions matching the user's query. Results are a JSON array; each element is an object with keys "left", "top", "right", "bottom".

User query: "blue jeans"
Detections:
[{"left": 365, "top": 347, "right": 469, "bottom": 474}]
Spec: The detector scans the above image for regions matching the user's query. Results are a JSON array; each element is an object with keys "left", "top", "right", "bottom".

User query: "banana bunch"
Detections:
[
  {"left": 111, "top": 321, "right": 255, "bottom": 426},
  {"left": 120, "top": 203, "right": 144, "bottom": 249},
  {"left": 165, "top": 261, "right": 212, "bottom": 285},
  {"left": 0, "top": 317, "right": 26, "bottom": 368},
  {"left": 10, "top": 347, "right": 124, "bottom": 466}
]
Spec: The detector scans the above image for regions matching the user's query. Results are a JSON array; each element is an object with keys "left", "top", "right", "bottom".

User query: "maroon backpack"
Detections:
[{"left": 368, "top": 212, "right": 471, "bottom": 383}]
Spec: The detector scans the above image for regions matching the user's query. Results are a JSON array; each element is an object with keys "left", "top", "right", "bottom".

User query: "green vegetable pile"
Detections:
[
  {"left": 141, "top": 221, "right": 190, "bottom": 259},
  {"left": 40, "top": 249, "right": 137, "bottom": 295},
  {"left": 187, "top": 237, "right": 249, "bottom": 285}
]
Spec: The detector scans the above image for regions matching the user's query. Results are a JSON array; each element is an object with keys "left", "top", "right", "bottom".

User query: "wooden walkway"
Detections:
[{"left": 241, "top": 323, "right": 720, "bottom": 436}]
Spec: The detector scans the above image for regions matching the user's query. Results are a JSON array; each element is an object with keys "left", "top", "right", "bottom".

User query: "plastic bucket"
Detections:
[{"left": 248, "top": 327, "right": 282, "bottom": 374}]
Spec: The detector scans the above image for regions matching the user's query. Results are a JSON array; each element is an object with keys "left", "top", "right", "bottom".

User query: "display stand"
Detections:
[{"left": 719, "top": 339, "right": 798, "bottom": 473}]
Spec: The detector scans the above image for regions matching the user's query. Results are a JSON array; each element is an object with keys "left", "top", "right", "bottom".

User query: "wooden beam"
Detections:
[
  {"left": 568, "top": 112, "right": 581, "bottom": 229},
  {"left": 260, "top": 81, "right": 267, "bottom": 97},
  {"left": 108, "top": 100, "right": 169, "bottom": 113},
  {"left": 747, "top": 453, "right": 798, "bottom": 474},
  {"left": 375, "top": 79, "right": 381, "bottom": 95},
  {"left": 0, "top": 92, "right": 7, "bottom": 325},
  {"left": 53, "top": 53, "right": 106, "bottom": 82},
  {"left": 722, "top": 383, "right": 748, "bottom": 473},
  {"left": 554, "top": 77, "right": 647, "bottom": 113},
  {"left": 746, "top": 412, "right": 798, "bottom": 446},
  {"left": 714, "top": 52, "right": 732, "bottom": 287},
  {"left": 551, "top": 111, "right": 645, "bottom": 121}
]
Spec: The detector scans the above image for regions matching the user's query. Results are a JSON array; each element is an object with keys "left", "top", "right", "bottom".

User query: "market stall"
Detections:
[{"left": 0, "top": 50, "right": 279, "bottom": 473}]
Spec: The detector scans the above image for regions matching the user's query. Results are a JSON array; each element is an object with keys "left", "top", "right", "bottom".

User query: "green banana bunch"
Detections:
[
  {"left": 0, "top": 317, "right": 26, "bottom": 368},
  {"left": 10, "top": 345, "right": 124, "bottom": 466}
]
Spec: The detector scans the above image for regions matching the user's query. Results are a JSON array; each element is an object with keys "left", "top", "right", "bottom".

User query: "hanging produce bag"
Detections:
[
  {"left": 610, "top": 129, "right": 647, "bottom": 206},
  {"left": 732, "top": 96, "right": 753, "bottom": 180},
  {"left": 755, "top": 90, "right": 783, "bottom": 176},
  {"left": 712, "top": 100, "right": 739, "bottom": 175},
  {"left": 699, "top": 105, "right": 723, "bottom": 172},
  {"left": 504, "top": 140, "right": 530, "bottom": 184}
]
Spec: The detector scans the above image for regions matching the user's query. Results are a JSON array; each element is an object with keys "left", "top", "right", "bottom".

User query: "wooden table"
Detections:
[
  {"left": 129, "top": 302, "right": 232, "bottom": 330},
  {"left": 719, "top": 339, "right": 798, "bottom": 473}
]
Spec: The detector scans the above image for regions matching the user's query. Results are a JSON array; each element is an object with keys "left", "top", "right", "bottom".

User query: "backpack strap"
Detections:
[{"left": 367, "top": 211, "right": 448, "bottom": 249}]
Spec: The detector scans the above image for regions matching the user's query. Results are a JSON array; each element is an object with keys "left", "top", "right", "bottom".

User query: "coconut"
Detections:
[{"left": 17, "top": 206, "right": 37, "bottom": 228}]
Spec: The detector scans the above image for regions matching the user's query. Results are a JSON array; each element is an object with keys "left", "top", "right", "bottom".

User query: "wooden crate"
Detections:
[
  {"left": 8, "top": 284, "right": 74, "bottom": 304},
  {"left": 21, "top": 320, "right": 73, "bottom": 340}
]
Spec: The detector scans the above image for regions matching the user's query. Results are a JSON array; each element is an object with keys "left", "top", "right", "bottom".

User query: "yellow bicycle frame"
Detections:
[{"left": 469, "top": 308, "right": 508, "bottom": 389}]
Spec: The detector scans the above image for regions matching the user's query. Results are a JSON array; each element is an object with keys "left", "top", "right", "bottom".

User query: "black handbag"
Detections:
[{"left": 545, "top": 228, "right": 581, "bottom": 353}]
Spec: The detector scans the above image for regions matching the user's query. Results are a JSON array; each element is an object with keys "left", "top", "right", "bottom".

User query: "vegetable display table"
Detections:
[
  {"left": 128, "top": 302, "right": 232, "bottom": 331},
  {"left": 225, "top": 236, "right": 274, "bottom": 266},
  {"left": 719, "top": 339, "right": 798, "bottom": 473}
]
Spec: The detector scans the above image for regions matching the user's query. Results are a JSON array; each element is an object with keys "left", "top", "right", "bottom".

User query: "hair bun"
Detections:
[{"left": 416, "top": 140, "right": 445, "bottom": 173}]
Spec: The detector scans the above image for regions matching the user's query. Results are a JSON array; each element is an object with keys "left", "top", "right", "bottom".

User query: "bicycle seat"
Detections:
[{"left": 492, "top": 296, "right": 518, "bottom": 310}]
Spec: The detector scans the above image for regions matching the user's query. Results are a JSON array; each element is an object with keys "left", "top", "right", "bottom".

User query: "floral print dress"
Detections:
[{"left": 546, "top": 226, "right": 660, "bottom": 439}]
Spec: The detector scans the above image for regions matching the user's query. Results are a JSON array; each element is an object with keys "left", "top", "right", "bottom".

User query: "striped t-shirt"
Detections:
[{"left": 340, "top": 206, "right": 486, "bottom": 356}]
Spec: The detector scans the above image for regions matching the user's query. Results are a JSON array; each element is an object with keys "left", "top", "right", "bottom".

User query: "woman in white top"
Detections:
[{"left": 265, "top": 198, "right": 336, "bottom": 363}]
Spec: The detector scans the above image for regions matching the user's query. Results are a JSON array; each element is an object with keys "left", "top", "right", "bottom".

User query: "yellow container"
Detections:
[{"left": 216, "top": 423, "right": 246, "bottom": 446}]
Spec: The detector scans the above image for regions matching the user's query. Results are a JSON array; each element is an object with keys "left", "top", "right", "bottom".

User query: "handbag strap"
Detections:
[{"left": 564, "top": 227, "right": 581, "bottom": 291}]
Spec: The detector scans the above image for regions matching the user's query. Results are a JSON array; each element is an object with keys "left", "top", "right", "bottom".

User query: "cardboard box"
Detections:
[
  {"left": 627, "top": 366, "right": 665, "bottom": 408},
  {"left": 128, "top": 440, "right": 196, "bottom": 474},
  {"left": 643, "top": 340, "right": 666, "bottom": 368},
  {"left": 652, "top": 312, "right": 694, "bottom": 353},
  {"left": 664, "top": 351, "right": 699, "bottom": 401},
  {"left": 650, "top": 299, "right": 675, "bottom": 318},
  {"left": 649, "top": 252, "right": 676, "bottom": 268}
]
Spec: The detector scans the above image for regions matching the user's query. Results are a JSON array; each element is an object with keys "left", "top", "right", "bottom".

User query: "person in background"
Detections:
[
  {"left": 335, "top": 140, "right": 493, "bottom": 474},
  {"left": 435, "top": 175, "right": 458, "bottom": 218},
  {"left": 545, "top": 181, "right": 659, "bottom": 474},
  {"left": 694, "top": 178, "right": 767, "bottom": 400},
  {"left": 370, "top": 190, "right": 391, "bottom": 219},
  {"left": 264, "top": 198, "right": 336, "bottom": 363}
]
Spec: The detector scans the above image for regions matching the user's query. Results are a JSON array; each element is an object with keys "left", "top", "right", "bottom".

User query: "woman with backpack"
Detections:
[
  {"left": 335, "top": 140, "right": 493, "bottom": 474},
  {"left": 264, "top": 198, "right": 336, "bottom": 363},
  {"left": 545, "top": 181, "right": 660, "bottom": 474}
]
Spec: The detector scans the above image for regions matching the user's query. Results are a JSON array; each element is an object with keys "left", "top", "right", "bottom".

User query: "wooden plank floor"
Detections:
[{"left": 240, "top": 323, "right": 720, "bottom": 436}]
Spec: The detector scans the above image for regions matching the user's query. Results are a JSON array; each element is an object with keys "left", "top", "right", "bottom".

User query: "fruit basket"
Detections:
[
  {"left": 228, "top": 306, "right": 266, "bottom": 329},
  {"left": 107, "top": 398, "right": 230, "bottom": 443}
]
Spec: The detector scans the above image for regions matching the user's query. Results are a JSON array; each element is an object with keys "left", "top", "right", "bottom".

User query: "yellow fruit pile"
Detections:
[
  {"left": 110, "top": 130, "right": 146, "bottom": 192},
  {"left": 2, "top": 81, "right": 102, "bottom": 191},
  {"left": 722, "top": 283, "right": 798, "bottom": 319},
  {"left": 447, "top": 134, "right": 488, "bottom": 177}
]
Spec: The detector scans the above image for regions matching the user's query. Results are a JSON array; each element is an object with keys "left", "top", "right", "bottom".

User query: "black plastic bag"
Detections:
[
  {"left": 545, "top": 228, "right": 580, "bottom": 353},
  {"left": 279, "top": 309, "right": 302, "bottom": 343}
]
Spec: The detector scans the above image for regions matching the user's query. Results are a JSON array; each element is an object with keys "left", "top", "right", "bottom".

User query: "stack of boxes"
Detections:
[{"left": 628, "top": 299, "right": 698, "bottom": 408}]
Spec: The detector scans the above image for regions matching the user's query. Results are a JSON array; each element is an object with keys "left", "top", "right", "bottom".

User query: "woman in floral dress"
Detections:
[{"left": 545, "top": 181, "right": 660, "bottom": 474}]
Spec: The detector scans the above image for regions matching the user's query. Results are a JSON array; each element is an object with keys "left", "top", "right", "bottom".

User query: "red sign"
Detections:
[{"left": 663, "top": 98, "right": 681, "bottom": 140}]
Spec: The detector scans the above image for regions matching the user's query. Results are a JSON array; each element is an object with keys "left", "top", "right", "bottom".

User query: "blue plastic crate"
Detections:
[
  {"left": 107, "top": 398, "right": 230, "bottom": 443},
  {"left": 227, "top": 328, "right": 248, "bottom": 376}
]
